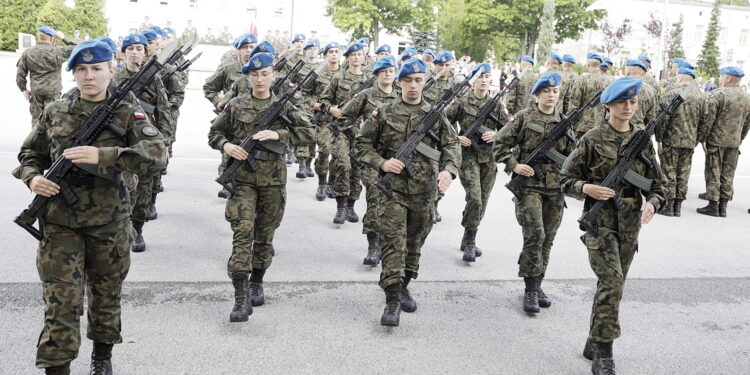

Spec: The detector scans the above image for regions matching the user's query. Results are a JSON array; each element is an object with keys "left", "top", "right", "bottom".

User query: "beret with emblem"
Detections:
[
  {"left": 678, "top": 60, "right": 695, "bottom": 70},
  {"left": 141, "top": 29, "right": 158, "bottom": 41},
  {"left": 471, "top": 63, "right": 491, "bottom": 77},
  {"left": 549, "top": 52, "right": 562, "bottom": 64},
  {"left": 521, "top": 55, "right": 535, "bottom": 65},
  {"left": 163, "top": 27, "right": 175, "bottom": 36},
  {"left": 375, "top": 44, "right": 391, "bottom": 54},
  {"left": 600, "top": 76, "right": 642, "bottom": 104},
  {"left": 434, "top": 51, "right": 455, "bottom": 64},
  {"left": 120, "top": 33, "right": 148, "bottom": 52},
  {"left": 400, "top": 46, "right": 417, "bottom": 60},
  {"left": 357, "top": 37, "right": 369, "bottom": 46},
  {"left": 151, "top": 26, "right": 168, "bottom": 38},
  {"left": 241, "top": 52, "right": 275, "bottom": 73},
  {"left": 250, "top": 41, "right": 276, "bottom": 56},
  {"left": 235, "top": 33, "right": 258, "bottom": 49},
  {"left": 292, "top": 33, "right": 306, "bottom": 42},
  {"left": 95, "top": 36, "right": 117, "bottom": 53},
  {"left": 422, "top": 48, "right": 435, "bottom": 57},
  {"left": 626, "top": 59, "right": 648, "bottom": 72},
  {"left": 321, "top": 41, "right": 340, "bottom": 55},
  {"left": 587, "top": 52, "right": 603, "bottom": 62},
  {"left": 678, "top": 67, "right": 696, "bottom": 78},
  {"left": 397, "top": 57, "right": 427, "bottom": 79},
  {"left": 38, "top": 26, "right": 56, "bottom": 37},
  {"left": 303, "top": 39, "right": 320, "bottom": 50},
  {"left": 530, "top": 71, "right": 561, "bottom": 95},
  {"left": 638, "top": 55, "right": 651, "bottom": 64},
  {"left": 66, "top": 40, "right": 113, "bottom": 71},
  {"left": 562, "top": 54, "right": 576, "bottom": 64},
  {"left": 720, "top": 66, "right": 745, "bottom": 78},
  {"left": 372, "top": 55, "right": 397, "bottom": 75},
  {"left": 343, "top": 42, "right": 363, "bottom": 57}
]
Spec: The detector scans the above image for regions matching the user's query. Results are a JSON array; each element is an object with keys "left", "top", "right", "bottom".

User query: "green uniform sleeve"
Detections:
[
  {"left": 283, "top": 102, "right": 315, "bottom": 146},
  {"left": 318, "top": 76, "right": 339, "bottom": 114},
  {"left": 13, "top": 113, "right": 52, "bottom": 186},
  {"left": 355, "top": 109, "right": 386, "bottom": 171},
  {"left": 338, "top": 91, "right": 366, "bottom": 134},
  {"left": 153, "top": 77, "right": 174, "bottom": 140},
  {"left": 492, "top": 99, "right": 510, "bottom": 129},
  {"left": 560, "top": 134, "right": 591, "bottom": 198},
  {"left": 493, "top": 113, "right": 523, "bottom": 172},
  {"left": 203, "top": 66, "right": 227, "bottom": 106},
  {"left": 438, "top": 114, "right": 461, "bottom": 178},
  {"left": 443, "top": 99, "right": 463, "bottom": 124},
  {"left": 697, "top": 92, "right": 719, "bottom": 143},
  {"left": 16, "top": 52, "right": 28, "bottom": 92},
  {"left": 208, "top": 107, "right": 232, "bottom": 151},
  {"left": 98, "top": 111, "right": 168, "bottom": 177}
]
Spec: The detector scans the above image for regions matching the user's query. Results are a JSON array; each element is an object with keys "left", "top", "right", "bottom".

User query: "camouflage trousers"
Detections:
[
  {"left": 36, "top": 218, "right": 131, "bottom": 368},
  {"left": 660, "top": 146, "right": 694, "bottom": 200},
  {"left": 314, "top": 126, "right": 334, "bottom": 177},
  {"left": 459, "top": 160, "right": 498, "bottom": 230},
  {"left": 582, "top": 229, "right": 637, "bottom": 343},
  {"left": 331, "top": 133, "right": 362, "bottom": 200},
  {"left": 515, "top": 190, "right": 565, "bottom": 277},
  {"left": 360, "top": 166, "right": 382, "bottom": 235},
  {"left": 379, "top": 191, "right": 434, "bottom": 289},
  {"left": 296, "top": 143, "right": 316, "bottom": 159},
  {"left": 225, "top": 183, "right": 286, "bottom": 278},
  {"left": 30, "top": 92, "right": 59, "bottom": 124},
  {"left": 705, "top": 146, "right": 740, "bottom": 201},
  {"left": 130, "top": 172, "right": 156, "bottom": 222}
]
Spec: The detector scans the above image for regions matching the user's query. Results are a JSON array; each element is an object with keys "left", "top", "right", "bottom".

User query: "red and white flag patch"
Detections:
[{"left": 134, "top": 111, "right": 147, "bottom": 119}]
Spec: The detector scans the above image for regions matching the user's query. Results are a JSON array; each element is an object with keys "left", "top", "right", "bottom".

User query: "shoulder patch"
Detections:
[
  {"left": 142, "top": 125, "right": 159, "bottom": 137},
  {"left": 134, "top": 111, "right": 147, "bottom": 119},
  {"left": 371, "top": 109, "right": 379, "bottom": 117}
]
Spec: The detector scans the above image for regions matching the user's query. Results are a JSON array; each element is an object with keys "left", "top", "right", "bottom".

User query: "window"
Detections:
[
  {"left": 160, "top": 1, "right": 167, "bottom": 4},
  {"left": 741, "top": 30, "right": 749, "bottom": 46},
  {"left": 694, "top": 25, "right": 704, "bottom": 41},
  {"left": 189, "top": 0, "right": 197, "bottom": 8}
]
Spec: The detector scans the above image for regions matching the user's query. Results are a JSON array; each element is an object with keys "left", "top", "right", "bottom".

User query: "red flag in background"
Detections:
[{"left": 251, "top": 23, "right": 258, "bottom": 36}]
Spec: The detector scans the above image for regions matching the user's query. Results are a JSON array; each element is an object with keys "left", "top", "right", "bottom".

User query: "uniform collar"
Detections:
[
  {"left": 398, "top": 96, "right": 431, "bottom": 112},
  {"left": 597, "top": 120, "right": 643, "bottom": 142}
]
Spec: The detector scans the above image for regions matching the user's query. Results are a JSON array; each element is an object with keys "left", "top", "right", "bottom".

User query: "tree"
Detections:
[
  {"left": 0, "top": 0, "right": 47, "bottom": 51},
  {"left": 667, "top": 15, "right": 685, "bottom": 61},
  {"left": 36, "top": 0, "right": 76, "bottom": 37},
  {"left": 697, "top": 1, "right": 721, "bottom": 79},
  {"left": 73, "top": 0, "right": 107, "bottom": 38},
  {"left": 596, "top": 18, "right": 631, "bottom": 56},
  {"left": 410, "top": 30, "right": 439, "bottom": 51},
  {"left": 535, "top": 0, "right": 555, "bottom": 62}
]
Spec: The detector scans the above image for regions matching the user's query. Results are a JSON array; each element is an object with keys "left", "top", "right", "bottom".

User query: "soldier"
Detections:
[
  {"left": 660, "top": 57, "right": 684, "bottom": 92},
  {"left": 496, "top": 71, "right": 573, "bottom": 313},
  {"left": 561, "top": 77, "right": 666, "bottom": 375},
  {"left": 637, "top": 55, "right": 660, "bottom": 91},
  {"left": 601, "top": 57, "right": 614, "bottom": 76},
  {"left": 338, "top": 55, "right": 399, "bottom": 266},
  {"left": 544, "top": 53, "right": 567, "bottom": 112},
  {"left": 17, "top": 25, "right": 77, "bottom": 124},
  {"left": 294, "top": 39, "right": 321, "bottom": 179},
  {"left": 319, "top": 42, "right": 370, "bottom": 224},
  {"left": 182, "top": 20, "right": 198, "bottom": 43},
  {"left": 506, "top": 55, "right": 538, "bottom": 116},
  {"left": 208, "top": 52, "right": 314, "bottom": 322},
  {"left": 560, "top": 54, "right": 580, "bottom": 114},
  {"left": 623, "top": 60, "right": 657, "bottom": 127},
  {"left": 354, "top": 58, "right": 460, "bottom": 327},
  {"left": 283, "top": 33, "right": 306, "bottom": 62},
  {"left": 221, "top": 33, "right": 257, "bottom": 73},
  {"left": 375, "top": 44, "right": 391, "bottom": 59},
  {"left": 569, "top": 53, "right": 609, "bottom": 139},
  {"left": 655, "top": 67, "right": 703, "bottom": 217},
  {"left": 399, "top": 46, "right": 417, "bottom": 65},
  {"left": 13, "top": 40, "right": 167, "bottom": 375},
  {"left": 696, "top": 67, "right": 750, "bottom": 217},
  {"left": 444, "top": 63, "right": 508, "bottom": 262}
]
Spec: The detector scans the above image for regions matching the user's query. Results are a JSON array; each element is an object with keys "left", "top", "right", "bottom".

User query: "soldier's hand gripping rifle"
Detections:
[
  {"left": 326, "top": 75, "right": 377, "bottom": 137},
  {"left": 14, "top": 46, "right": 176, "bottom": 240},
  {"left": 215, "top": 70, "right": 319, "bottom": 194},
  {"left": 461, "top": 76, "right": 519, "bottom": 154},
  {"left": 504, "top": 90, "right": 602, "bottom": 201},
  {"left": 577, "top": 94, "right": 684, "bottom": 237},
  {"left": 374, "top": 70, "right": 481, "bottom": 198}
]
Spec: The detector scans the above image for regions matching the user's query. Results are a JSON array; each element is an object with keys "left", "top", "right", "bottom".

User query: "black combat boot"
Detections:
[
  {"left": 698, "top": 192, "right": 707, "bottom": 200},
  {"left": 363, "top": 233, "right": 380, "bottom": 266},
  {"left": 697, "top": 200, "right": 720, "bottom": 217},
  {"left": 673, "top": 200, "right": 683, "bottom": 217},
  {"left": 161, "top": 169, "right": 167, "bottom": 175},
  {"left": 536, "top": 275, "right": 551, "bottom": 308},
  {"left": 380, "top": 283, "right": 402, "bottom": 326},
  {"left": 461, "top": 229, "right": 477, "bottom": 262},
  {"left": 333, "top": 197, "right": 347, "bottom": 224},
  {"left": 229, "top": 272, "right": 252, "bottom": 322},
  {"left": 345, "top": 199, "right": 359, "bottom": 222},
  {"left": 523, "top": 277, "right": 540, "bottom": 313},
  {"left": 433, "top": 199, "right": 442, "bottom": 223},
  {"left": 400, "top": 272, "right": 417, "bottom": 312},
  {"left": 249, "top": 268, "right": 266, "bottom": 306},
  {"left": 592, "top": 341, "right": 616, "bottom": 375},
  {"left": 657, "top": 199, "right": 674, "bottom": 216},
  {"left": 315, "top": 174, "right": 328, "bottom": 201},
  {"left": 296, "top": 158, "right": 307, "bottom": 179},
  {"left": 719, "top": 199, "right": 728, "bottom": 217},
  {"left": 147, "top": 204, "right": 157, "bottom": 220},
  {"left": 218, "top": 187, "right": 231, "bottom": 199},
  {"left": 285, "top": 151, "right": 293, "bottom": 164},
  {"left": 45, "top": 364, "right": 70, "bottom": 375},
  {"left": 90, "top": 342, "right": 113, "bottom": 375},
  {"left": 326, "top": 174, "right": 335, "bottom": 199},
  {"left": 131, "top": 221, "right": 146, "bottom": 253},
  {"left": 305, "top": 158, "right": 315, "bottom": 177},
  {"left": 583, "top": 338, "right": 594, "bottom": 360}
]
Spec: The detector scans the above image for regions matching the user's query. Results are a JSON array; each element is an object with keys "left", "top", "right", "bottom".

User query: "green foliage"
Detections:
[
  {"left": 668, "top": 15, "right": 685, "bottom": 61},
  {"left": 535, "top": 0, "right": 555, "bottom": 62},
  {"left": 410, "top": 30, "right": 439, "bottom": 51},
  {"left": 697, "top": 1, "right": 721, "bottom": 79},
  {"left": 73, "top": 0, "right": 107, "bottom": 38},
  {"left": 36, "top": 0, "right": 76, "bottom": 36},
  {"left": 0, "top": 0, "right": 46, "bottom": 51}
]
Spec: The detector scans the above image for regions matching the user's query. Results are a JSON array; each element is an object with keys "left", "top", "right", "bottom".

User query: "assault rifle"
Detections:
[
  {"left": 461, "top": 76, "right": 519, "bottom": 154},
  {"left": 165, "top": 42, "right": 193, "bottom": 66},
  {"left": 504, "top": 90, "right": 602, "bottom": 201},
  {"left": 162, "top": 51, "right": 202, "bottom": 85},
  {"left": 14, "top": 45, "right": 175, "bottom": 240},
  {"left": 577, "top": 94, "right": 684, "bottom": 237},
  {"left": 423, "top": 66, "right": 447, "bottom": 92},
  {"left": 271, "top": 58, "right": 304, "bottom": 95},
  {"left": 315, "top": 75, "right": 376, "bottom": 135}
]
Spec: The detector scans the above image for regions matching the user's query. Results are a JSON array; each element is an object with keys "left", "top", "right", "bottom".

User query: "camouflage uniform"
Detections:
[
  {"left": 506, "top": 69, "right": 539, "bottom": 116},
  {"left": 643, "top": 74, "right": 659, "bottom": 94},
  {"left": 559, "top": 69, "right": 580, "bottom": 114},
  {"left": 655, "top": 83, "right": 704, "bottom": 200},
  {"left": 354, "top": 97, "right": 460, "bottom": 289},
  {"left": 302, "top": 65, "right": 341, "bottom": 178},
  {"left": 208, "top": 93, "right": 314, "bottom": 277},
  {"left": 292, "top": 59, "right": 321, "bottom": 160},
  {"left": 561, "top": 120, "right": 666, "bottom": 343},
  {"left": 569, "top": 72, "right": 609, "bottom": 138},
  {"left": 423, "top": 75, "right": 458, "bottom": 104},
  {"left": 16, "top": 38, "right": 77, "bottom": 122},
  {"left": 495, "top": 106, "right": 573, "bottom": 277},
  {"left": 13, "top": 89, "right": 167, "bottom": 368},
  {"left": 697, "top": 83, "right": 750, "bottom": 202},
  {"left": 444, "top": 92, "right": 508, "bottom": 230},
  {"left": 162, "top": 63, "right": 186, "bottom": 146},
  {"left": 630, "top": 81, "right": 657, "bottom": 128},
  {"left": 220, "top": 49, "right": 238, "bottom": 67}
]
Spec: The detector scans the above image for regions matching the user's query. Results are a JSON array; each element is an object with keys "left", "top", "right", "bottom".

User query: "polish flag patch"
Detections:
[
  {"left": 134, "top": 111, "right": 147, "bottom": 119},
  {"left": 371, "top": 109, "right": 378, "bottom": 117}
]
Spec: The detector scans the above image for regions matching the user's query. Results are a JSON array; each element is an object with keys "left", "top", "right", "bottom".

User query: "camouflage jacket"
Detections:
[
  {"left": 162, "top": 63, "right": 186, "bottom": 110},
  {"left": 629, "top": 80, "right": 658, "bottom": 128},
  {"left": 279, "top": 50, "right": 304, "bottom": 76},
  {"left": 569, "top": 71, "right": 609, "bottom": 133},
  {"left": 319, "top": 69, "right": 370, "bottom": 114},
  {"left": 506, "top": 69, "right": 538, "bottom": 116},
  {"left": 301, "top": 65, "right": 341, "bottom": 123},
  {"left": 341, "top": 54, "right": 375, "bottom": 74},
  {"left": 423, "top": 75, "right": 459, "bottom": 105},
  {"left": 208, "top": 93, "right": 315, "bottom": 187},
  {"left": 16, "top": 39, "right": 77, "bottom": 95},
  {"left": 561, "top": 120, "right": 666, "bottom": 240},
  {"left": 643, "top": 74, "right": 659, "bottom": 93},
  {"left": 656, "top": 82, "right": 704, "bottom": 148},
  {"left": 339, "top": 85, "right": 399, "bottom": 136},
  {"left": 293, "top": 60, "right": 320, "bottom": 85},
  {"left": 203, "top": 58, "right": 244, "bottom": 106},
  {"left": 445, "top": 91, "right": 509, "bottom": 164},
  {"left": 559, "top": 69, "right": 580, "bottom": 114},
  {"left": 354, "top": 97, "right": 461, "bottom": 196},
  {"left": 495, "top": 106, "right": 574, "bottom": 190},
  {"left": 13, "top": 89, "right": 167, "bottom": 228},
  {"left": 113, "top": 66, "right": 174, "bottom": 139},
  {"left": 698, "top": 85, "right": 750, "bottom": 148}
]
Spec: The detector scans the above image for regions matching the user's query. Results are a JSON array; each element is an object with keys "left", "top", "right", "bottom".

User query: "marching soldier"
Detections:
[
  {"left": 399, "top": 46, "right": 418, "bottom": 65},
  {"left": 208, "top": 52, "right": 314, "bottom": 322},
  {"left": 637, "top": 55, "right": 660, "bottom": 91},
  {"left": 560, "top": 54, "right": 580, "bottom": 114},
  {"left": 294, "top": 39, "right": 322, "bottom": 179},
  {"left": 354, "top": 58, "right": 460, "bottom": 327},
  {"left": 16, "top": 25, "right": 77, "bottom": 124},
  {"left": 13, "top": 40, "right": 167, "bottom": 375},
  {"left": 506, "top": 55, "right": 538, "bottom": 116},
  {"left": 623, "top": 60, "right": 657, "bottom": 127},
  {"left": 569, "top": 53, "right": 609, "bottom": 139},
  {"left": 444, "top": 63, "right": 508, "bottom": 262},
  {"left": 561, "top": 77, "right": 666, "bottom": 375},
  {"left": 375, "top": 44, "right": 392, "bottom": 59},
  {"left": 221, "top": 34, "right": 257, "bottom": 67}
]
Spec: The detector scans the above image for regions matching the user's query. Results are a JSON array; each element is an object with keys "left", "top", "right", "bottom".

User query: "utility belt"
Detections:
[{"left": 251, "top": 150, "right": 281, "bottom": 161}]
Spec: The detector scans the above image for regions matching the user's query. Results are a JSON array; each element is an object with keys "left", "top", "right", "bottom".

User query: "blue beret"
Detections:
[
  {"left": 678, "top": 60, "right": 695, "bottom": 70},
  {"left": 671, "top": 57, "right": 685, "bottom": 65},
  {"left": 250, "top": 41, "right": 276, "bottom": 56},
  {"left": 95, "top": 36, "right": 116, "bottom": 53},
  {"left": 422, "top": 48, "right": 435, "bottom": 57},
  {"left": 562, "top": 54, "right": 576, "bottom": 64},
  {"left": 357, "top": 37, "right": 369, "bottom": 45},
  {"left": 235, "top": 33, "right": 258, "bottom": 48},
  {"left": 549, "top": 52, "right": 562, "bottom": 63},
  {"left": 120, "top": 33, "right": 148, "bottom": 52},
  {"left": 151, "top": 26, "right": 168, "bottom": 38},
  {"left": 603, "top": 57, "right": 613, "bottom": 66},
  {"left": 530, "top": 71, "right": 561, "bottom": 95},
  {"left": 303, "top": 39, "right": 320, "bottom": 50},
  {"left": 600, "top": 62, "right": 609, "bottom": 69},
  {"left": 141, "top": 29, "right": 158, "bottom": 41},
  {"left": 600, "top": 77, "right": 643, "bottom": 104},
  {"left": 521, "top": 55, "right": 535, "bottom": 65},
  {"left": 626, "top": 59, "right": 648, "bottom": 71},
  {"left": 372, "top": 55, "right": 397, "bottom": 75},
  {"left": 397, "top": 58, "right": 427, "bottom": 79},
  {"left": 401, "top": 46, "right": 417, "bottom": 60},
  {"left": 66, "top": 40, "right": 113, "bottom": 71},
  {"left": 163, "top": 27, "right": 175, "bottom": 35},
  {"left": 471, "top": 63, "right": 491, "bottom": 77},
  {"left": 638, "top": 55, "right": 651, "bottom": 64},
  {"left": 343, "top": 42, "right": 363, "bottom": 57},
  {"left": 292, "top": 33, "right": 305, "bottom": 43},
  {"left": 720, "top": 66, "right": 745, "bottom": 78},
  {"left": 678, "top": 67, "right": 696, "bottom": 78},
  {"left": 241, "top": 52, "right": 275, "bottom": 74},
  {"left": 434, "top": 51, "right": 455, "bottom": 64},
  {"left": 587, "top": 52, "right": 603, "bottom": 62},
  {"left": 230, "top": 35, "right": 242, "bottom": 46},
  {"left": 321, "top": 41, "right": 340, "bottom": 55},
  {"left": 375, "top": 44, "right": 391, "bottom": 54},
  {"left": 37, "top": 26, "right": 56, "bottom": 37}
]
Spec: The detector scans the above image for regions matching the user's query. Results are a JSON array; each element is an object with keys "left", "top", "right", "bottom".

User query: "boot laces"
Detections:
[
  {"left": 249, "top": 282, "right": 262, "bottom": 296},
  {"left": 599, "top": 358, "right": 616, "bottom": 374}
]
